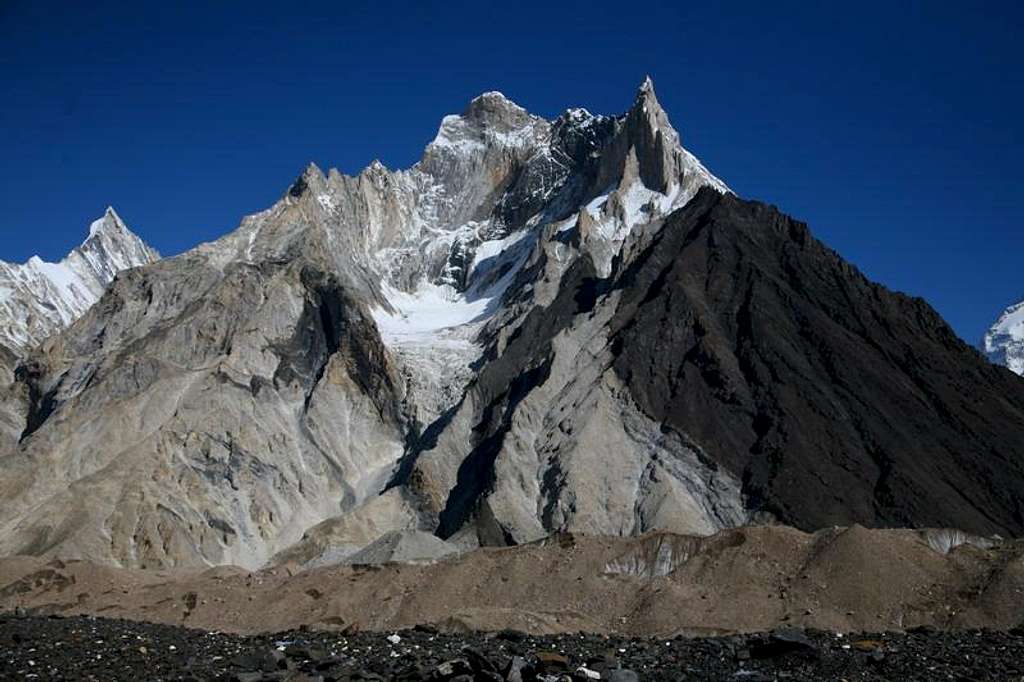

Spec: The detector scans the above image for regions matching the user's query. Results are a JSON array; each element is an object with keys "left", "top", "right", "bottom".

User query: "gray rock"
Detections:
[
  {"left": 605, "top": 670, "right": 639, "bottom": 682},
  {"left": 342, "top": 530, "right": 460, "bottom": 566},
  {"left": 233, "top": 673, "right": 265, "bottom": 682},
  {"left": 504, "top": 656, "right": 528, "bottom": 682}
]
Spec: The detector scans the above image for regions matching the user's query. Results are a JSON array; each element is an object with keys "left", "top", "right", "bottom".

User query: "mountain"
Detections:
[
  {"left": 1, "top": 79, "right": 1023, "bottom": 571},
  {"left": 985, "top": 298, "right": 1024, "bottom": 375},
  {"left": 0, "top": 207, "right": 160, "bottom": 353}
]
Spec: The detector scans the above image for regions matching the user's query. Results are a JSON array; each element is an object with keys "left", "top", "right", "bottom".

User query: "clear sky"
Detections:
[{"left": 1, "top": 1, "right": 1021, "bottom": 343}]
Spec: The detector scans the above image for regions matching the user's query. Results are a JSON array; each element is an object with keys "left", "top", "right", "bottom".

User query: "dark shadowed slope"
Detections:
[
  {"left": 406, "top": 187, "right": 1024, "bottom": 542},
  {"left": 609, "top": 188, "right": 1024, "bottom": 534}
]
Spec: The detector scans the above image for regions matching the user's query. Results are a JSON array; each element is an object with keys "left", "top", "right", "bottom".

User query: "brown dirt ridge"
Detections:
[{"left": 1, "top": 525, "right": 1022, "bottom": 638}]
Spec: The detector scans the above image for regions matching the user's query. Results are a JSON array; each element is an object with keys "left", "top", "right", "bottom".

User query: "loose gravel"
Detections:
[{"left": 2, "top": 613, "right": 1023, "bottom": 681}]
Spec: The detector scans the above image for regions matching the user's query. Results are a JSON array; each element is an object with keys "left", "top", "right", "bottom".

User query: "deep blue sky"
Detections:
[{"left": 1, "top": 1, "right": 1022, "bottom": 343}]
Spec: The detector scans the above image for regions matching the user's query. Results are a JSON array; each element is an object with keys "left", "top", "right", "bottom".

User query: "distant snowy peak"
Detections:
[
  {"left": 985, "top": 298, "right": 1024, "bottom": 375},
  {"left": 76, "top": 207, "right": 160, "bottom": 281},
  {"left": 0, "top": 207, "right": 159, "bottom": 352}
]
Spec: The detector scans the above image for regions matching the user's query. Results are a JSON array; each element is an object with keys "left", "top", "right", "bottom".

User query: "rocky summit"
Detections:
[{"left": 1, "top": 78, "right": 1023, "bottom": 580}]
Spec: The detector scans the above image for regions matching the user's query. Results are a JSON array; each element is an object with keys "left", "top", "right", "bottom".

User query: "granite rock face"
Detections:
[{"left": 1, "top": 79, "right": 1022, "bottom": 570}]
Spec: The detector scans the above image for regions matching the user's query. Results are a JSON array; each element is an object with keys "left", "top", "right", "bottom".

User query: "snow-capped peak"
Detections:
[
  {"left": 984, "top": 298, "right": 1024, "bottom": 375},
  {"left": 89, "top": 206, "right": 125, "bottom": 237},
  {"left": 633, "top": 76, "right": 663, "bottom": 111},
  {"left": 465, "top": 90, "right": 527, "bottom": 114},
  {"left": 0, "top": 209, "right": 159, "bottom": 352},
  {"left": 426, "top": 90, "right": 546, "bottom": 158},
  {"left": 628, "top": 76, "right": 676, "bottom": 140},
  {"left": 564, "top": 107, "right": 595, "bottom": 121},
  {"left": 472, "top": 90, "right": 511, "bottom": 102}
]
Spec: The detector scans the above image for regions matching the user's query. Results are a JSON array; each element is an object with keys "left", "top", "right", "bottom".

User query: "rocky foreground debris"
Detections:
[{"left": 3, "top": 614, "right": 1024, "bottom": 681}]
